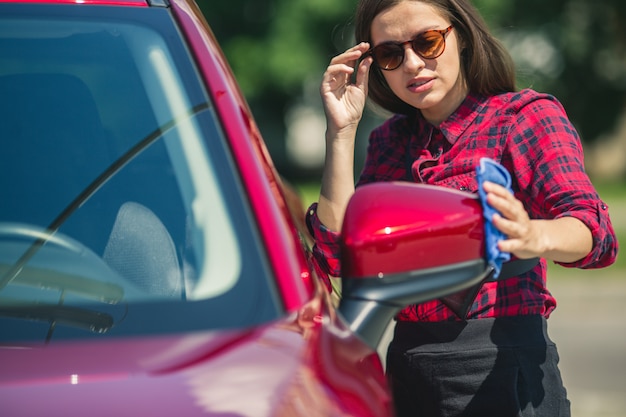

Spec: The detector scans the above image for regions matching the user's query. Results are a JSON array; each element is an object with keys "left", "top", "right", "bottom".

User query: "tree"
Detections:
[
  {"left": 199, "top": 1, "right": 356, "bottom": 178},
  {"left": 200, "top": 0, "right": 626, "bottom": 180},
  {"left": 475, "top": 0, "right": 626, "bottom": 144}
]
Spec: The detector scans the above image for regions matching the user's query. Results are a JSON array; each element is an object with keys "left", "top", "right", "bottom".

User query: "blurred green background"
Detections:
[
  {"left": 198, "top": 0, "right": 624, "bottom": 267},
  {"left": 198, "top": 0, "right": 626, "bottom": 183}
]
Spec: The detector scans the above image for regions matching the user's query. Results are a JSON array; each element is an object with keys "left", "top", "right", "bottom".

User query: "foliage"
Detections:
[
  {"left": 199, "top": 0, "right": 626, "bottom": 177},
  {"left": 475, "top": 0, "right": 626, "bottom": 143},
  {"left": 200, "top": 0, "right": 355, "bottom": 98},
  {"left": 199, "top": 0, "right": 357, "bottom": 175}
]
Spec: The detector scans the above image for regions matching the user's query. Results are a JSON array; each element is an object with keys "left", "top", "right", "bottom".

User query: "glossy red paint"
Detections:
[
  {"left": 1, "top": 327, "right": 301, "bottom": 416},
  {"left": 342, "top": 182, "right": 484, "bottom": 278},
  {"left": 0, "top": 293, "right": 392, "bottom": 416},
  {"left": 170, "top": 0, "right": 313, "bottom": 312}
]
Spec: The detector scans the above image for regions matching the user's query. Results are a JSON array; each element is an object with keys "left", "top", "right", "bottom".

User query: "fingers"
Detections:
[
  {"left": 481, "top": 181, "right": 510, "bottom": 199},
  {"left": 483, "top": 181, "right": 519, "bottom": 215},
  {"left": 329, "top": 42, "right": 370, "bottom": 66},
  {"left": 322, "top": 43, "right": 371, "bottom": 91},
  {"left": 354, "top": 52, "right": 373, "bottom": 91},
  {"left": 482, "top": 181, "right": 539, "bottom": 258},
  {"left": 483, "top": 182, "right": 524, "bottom": 223}
]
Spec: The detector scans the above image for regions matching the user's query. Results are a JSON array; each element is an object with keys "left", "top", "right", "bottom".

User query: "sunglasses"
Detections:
[{"left": 367, "top": 25, "right": 454, "bottom": 71}]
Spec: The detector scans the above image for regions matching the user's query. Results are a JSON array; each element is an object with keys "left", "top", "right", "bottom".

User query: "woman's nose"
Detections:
[{"left": 403, "top": 46, "right": 426, "bottom": 72}]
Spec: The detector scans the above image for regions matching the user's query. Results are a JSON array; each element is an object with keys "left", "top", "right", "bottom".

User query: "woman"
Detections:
[{"left": 306, "top": 0, "right": 619, "bottom": 416}]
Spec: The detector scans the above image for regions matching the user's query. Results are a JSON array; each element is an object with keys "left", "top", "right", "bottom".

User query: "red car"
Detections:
[{"left": 0, "top": 0, "right": 489, "bottom": 415}]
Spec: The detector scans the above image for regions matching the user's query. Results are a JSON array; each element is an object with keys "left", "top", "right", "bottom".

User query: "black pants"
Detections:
[{"left": 386, "top": 316, "right": 570, "bottom": 417}]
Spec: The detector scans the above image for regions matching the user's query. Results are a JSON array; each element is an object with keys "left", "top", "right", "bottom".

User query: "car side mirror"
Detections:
[{"left": 338, "top": 182, "right": 491, "bottom": 348}]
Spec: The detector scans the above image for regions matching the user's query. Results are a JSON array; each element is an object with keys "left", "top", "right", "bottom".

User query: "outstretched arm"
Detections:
[{"left": 483, "top": 181, "right": 593, "bottom": 263}]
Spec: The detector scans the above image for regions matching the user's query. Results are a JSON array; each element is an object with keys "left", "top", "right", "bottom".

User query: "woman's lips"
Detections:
[{"left": 407, "top": 78, "right": 434, "bottom": 93}]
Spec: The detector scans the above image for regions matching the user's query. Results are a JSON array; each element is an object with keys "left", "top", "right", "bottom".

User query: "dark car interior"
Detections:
[{"left": 0, "top": 7, "right": 288, "bottom": 343}]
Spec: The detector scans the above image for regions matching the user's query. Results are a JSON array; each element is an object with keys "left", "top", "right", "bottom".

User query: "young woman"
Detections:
[{"left": 306, "top": 0, "right": 619, "bottom": 416}]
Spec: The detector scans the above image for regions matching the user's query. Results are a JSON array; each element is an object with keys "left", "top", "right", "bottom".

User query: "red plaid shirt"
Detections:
[{"left": 307, "top": 89, "right": 618, "bottom": 322}]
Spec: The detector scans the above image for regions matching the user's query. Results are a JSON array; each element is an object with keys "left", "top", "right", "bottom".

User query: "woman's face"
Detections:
[{"left": 371, "top": 1, "right": 468, "bottom": 125}]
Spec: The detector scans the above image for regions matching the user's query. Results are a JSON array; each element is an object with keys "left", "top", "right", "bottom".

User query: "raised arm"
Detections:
[{"left": 317, "top": 43, "right": 372, "bottom": 232}]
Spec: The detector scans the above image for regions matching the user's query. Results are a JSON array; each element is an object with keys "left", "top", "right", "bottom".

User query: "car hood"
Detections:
[{"left": 0, "top": 319, "right": 342, "bottom": 417}]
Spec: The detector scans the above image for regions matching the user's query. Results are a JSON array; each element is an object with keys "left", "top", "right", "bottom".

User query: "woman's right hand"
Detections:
[{"left": 320, "top": 43, "right": 372, "bottom": 138}]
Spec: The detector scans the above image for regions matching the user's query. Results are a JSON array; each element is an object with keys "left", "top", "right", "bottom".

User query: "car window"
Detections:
[{"left": 0, "top": 5, "right": 281, "bottom": 344}]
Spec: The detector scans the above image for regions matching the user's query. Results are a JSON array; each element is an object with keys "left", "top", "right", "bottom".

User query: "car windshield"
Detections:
[{"left": 0, "top": 5, "right": 280, "bottom": 344}]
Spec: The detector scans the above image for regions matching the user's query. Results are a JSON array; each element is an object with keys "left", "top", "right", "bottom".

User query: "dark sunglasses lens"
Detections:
[
  {"left": 372, "top": 29, "right": 447, "bottom": 70},
  {"left": 414, "top": 31, "right": 444, "bottom": 59},
  {"left": 373, "top": 44, "right": 404, "bottom": 70}
]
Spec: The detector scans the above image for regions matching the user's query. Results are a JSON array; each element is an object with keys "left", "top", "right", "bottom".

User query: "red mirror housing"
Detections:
[
  {"left": 338, "top": 182, "right": 491, "bottom": 348},
  {"left": 341, "top": 182, "right": 485, "bottom": 279}
]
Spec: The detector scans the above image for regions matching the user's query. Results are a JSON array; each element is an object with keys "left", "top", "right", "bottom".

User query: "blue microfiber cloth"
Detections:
[{"left": 475, "top": 157, "right": 512, "bottom": 279}]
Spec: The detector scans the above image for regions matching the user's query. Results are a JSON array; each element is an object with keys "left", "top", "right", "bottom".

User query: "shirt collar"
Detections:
[{"left": 418, "top": 93, "right": 486, "bottom": 145}]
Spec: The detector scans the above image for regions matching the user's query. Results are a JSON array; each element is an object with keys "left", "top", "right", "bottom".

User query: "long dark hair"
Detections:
[{"left": 355, "top": 0, "right": 516, "bottom": 115}]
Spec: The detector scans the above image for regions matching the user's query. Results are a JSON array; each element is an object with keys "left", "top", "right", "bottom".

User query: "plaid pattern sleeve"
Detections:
[
  {"left": 502, "top": 94, "right": 618, "bottom": 270},
  {"left": 307, "top": 89, "right": 618, "bottom": 322},
  {"left": 306, "top": 202, "right": 342, "bottom": 278}
]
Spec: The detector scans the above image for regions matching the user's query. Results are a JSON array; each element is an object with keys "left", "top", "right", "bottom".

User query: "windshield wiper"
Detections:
[
  {"left": 0, "top": 304, "right": 114, "bottom": 335},
  {"left": 0, "top": 102, "right": 211, "bottom": 291}
]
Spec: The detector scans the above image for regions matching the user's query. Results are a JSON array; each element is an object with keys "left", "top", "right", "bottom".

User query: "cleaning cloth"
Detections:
[{"left": 475, "top": 157, "right": 512, "bottom": 279}]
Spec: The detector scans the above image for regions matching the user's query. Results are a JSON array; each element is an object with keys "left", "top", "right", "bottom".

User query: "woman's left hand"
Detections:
[
  {"left": 482, "top": 181, "right": 592, "bottom": 263},
  {"left": 483, "top": 181, "right": 543, "bottom": 259}
]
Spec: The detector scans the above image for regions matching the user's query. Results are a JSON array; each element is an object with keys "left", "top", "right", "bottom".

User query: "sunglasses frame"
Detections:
[{"left": 367, "top": 25, "right": 454, "bottom": 71}]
